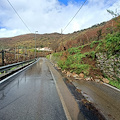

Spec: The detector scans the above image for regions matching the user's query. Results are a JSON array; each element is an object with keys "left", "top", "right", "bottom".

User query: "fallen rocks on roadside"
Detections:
[
  {"left": 85, "top": 77, "right": 92, "bottom": 81},
  {"left": 69, "top": 79, "right": 73, "bottom": 83},
  {"left": 66, "top": 71, "right": 72, "bottom": 77},
  {"left": 72, "top": 72, "right": 79, "bottom": 78},
  {"left": 60, "top": 68, "right": 109, "bottom": 84},
  {"left": 54, "top": 63, "right": 111, "bottom": 85},
  {"left": 102, "top": 78, "right": 109, "bottom": 83},
  {"left": 94, "top": 79, "right": 100, "bottom": 83},
  {"left": 75, "top": 77, "right": 84, "bottom": 80},
  {"left": 62, "top": 70, "right": 66, "bottom": 74},
  {"left": 54, "top": 64, "right": 58, "bottom": 68},
  {"left": 79, "top": 73, "right": 84, "bottom": 78},
  {"left": 75, "top": 88, "right": 82, "bottom": 93}
]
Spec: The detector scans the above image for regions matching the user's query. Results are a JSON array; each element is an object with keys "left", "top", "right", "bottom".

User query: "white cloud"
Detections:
[{"left": 0, "top": 0, "right": 120, "bottom": 37}]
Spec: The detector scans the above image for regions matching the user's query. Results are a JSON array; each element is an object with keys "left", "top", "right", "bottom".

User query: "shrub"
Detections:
[
  {"left": 105, "top": 32, "right": 120, "bottom": 54},
  {"left": 68, "top": 47, "right": 81, "bottom": 54},
  {"left": 90, "top": 40, "right": 100, "bottom": 48},
  {"left": 53, "top": 52, "right": 63, "bottom": 57},
  {"left": 90, "top": 51, "right": 96, "bottom": 59},
  {"left": 46, "top": 55, "right": 50, "bottom": 59},
  {"left": 96, "top": 32, "right": 120, "bottom": 56},
  {"left": 70, "top": 63, "right": 90, "bottom": 75}
]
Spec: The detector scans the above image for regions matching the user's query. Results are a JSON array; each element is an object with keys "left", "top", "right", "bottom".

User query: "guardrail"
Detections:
[{"left": 0, "top": 59, "right": 36, "bottom": 73}]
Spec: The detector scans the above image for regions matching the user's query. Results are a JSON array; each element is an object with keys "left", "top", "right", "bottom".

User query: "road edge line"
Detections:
[
  {"left": 103, "top": 83, "right": 120, "bottom": 92},
  {"left": 49, "top": 68, "right": 72, "bottom": 120}
]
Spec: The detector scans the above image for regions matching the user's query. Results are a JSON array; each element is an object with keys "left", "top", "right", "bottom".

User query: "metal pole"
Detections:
[
  {"left": 18, "top": 47, "right": 19, "bottom": 62},
  {"left": 35, "top": 31, "right": 38, "bottom": 58},
  {"left": 61, "top": 29, "right": 63, "bottom": 51},
  {"left": 15, "top": 46, "right": 16, "bottom": 60},
  {"left": 2, "top": 50, "right": 4, "bottom": 66}
]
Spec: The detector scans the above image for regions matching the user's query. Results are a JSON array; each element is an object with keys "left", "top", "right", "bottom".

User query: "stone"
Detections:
[
  {"left": 98, "top": 76, "right": 103, "bottom": 79},
  {"left": 100, "top": 81, "right": 104, "bottom": 84},
  {"left": 62, "top": 70, "right": 66, "bottom": 73},
  {"left": 102, "top": 78, "right": 109, "bottom": 83},
  {"left": 76, "top": 88, "right": 81, "bottom": 93},
  {"left": 95, "top": 79, "right": 100, "bottom": 83},
  {"left": 90, "top": 77, "right": 94, "bottom": 81},
  {"left": 69, "top": 79, "right": 73, "bottom": 83},
  {"left": 78, "top": 77, "right": 85, "bottom": 80},
  {"left": 85, "top": 77, "right": 91, "bottom": 81},
  {"left": 67, "top": 71, "right": 72, "bottom": 77},
  {"left": 57, "top": 67, "right": 61, "bottom": 70},
  {"left": 54, "top": 64, "right": 58, "bottom": 68},
  {"left": 75, "top": 77, "right": 84, "bottom": 80},
  {"left": 72, "top": 72, "right": 79, "bottom": 78},
  {"left": 79, "top": 73, "right": 84, "bottom": 78}
]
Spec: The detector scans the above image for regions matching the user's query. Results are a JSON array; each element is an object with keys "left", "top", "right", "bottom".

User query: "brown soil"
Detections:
[
  {"left": 80, "top": 43, "right": 103, "bottom": 79},
  {"left": 80, "top": 43, "right": 99, "bottom": 54}
]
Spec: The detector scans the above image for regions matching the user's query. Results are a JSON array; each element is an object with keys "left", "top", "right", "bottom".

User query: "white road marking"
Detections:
[
  {"left": 103, "top": 83, "right": 120, "bottom": 92},
  {"left": 49, "top": 69, "right": 72, "bottom": 120}
]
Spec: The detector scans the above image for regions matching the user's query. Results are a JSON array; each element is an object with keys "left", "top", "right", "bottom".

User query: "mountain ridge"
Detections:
[{"left": 0, "top": 16, "right": 119, "bottom": 51}]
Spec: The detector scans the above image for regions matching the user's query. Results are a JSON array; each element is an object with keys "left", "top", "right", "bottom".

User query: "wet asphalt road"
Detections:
[
  {"left": 73, "top": 80, "right": 120, "bottom": 120},
  {"left": 0, "top": 58, "right": 67, "bottom": 120}
]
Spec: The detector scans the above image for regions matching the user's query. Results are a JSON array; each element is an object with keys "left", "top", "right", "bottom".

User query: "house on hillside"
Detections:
[{"left": 37, "top": 47, "right": 52, "bottom": 51}]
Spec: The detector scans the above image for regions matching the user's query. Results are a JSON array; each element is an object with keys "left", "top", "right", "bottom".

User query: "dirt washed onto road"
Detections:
[{"left": 63, "top": 77, "right": 106, "bottom": 120}]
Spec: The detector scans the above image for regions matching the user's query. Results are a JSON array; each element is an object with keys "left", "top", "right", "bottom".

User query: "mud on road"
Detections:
[{"left": 63, "top": 77, "right": 106, "bottom": 120}]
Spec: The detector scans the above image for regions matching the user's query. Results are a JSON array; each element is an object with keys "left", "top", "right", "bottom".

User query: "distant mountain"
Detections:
[
  {"left": 0, "top": 33, "right": 61, "bottom": 49},
  {"left": 0, "top": 16, "right": 119, "bottom": 51}
]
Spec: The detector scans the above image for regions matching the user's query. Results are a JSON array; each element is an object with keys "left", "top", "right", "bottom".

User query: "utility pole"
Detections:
[
  {"left": 15, "top": 46, "right": 16, "bottom": 60},
  {"left": 35, "top": 31, "right": 38, "bottom": 58},
  {"left": 61, "top": 29, "right": 63, "bottom": 51},
  {"left": 2, "top": 50, "right": 4, "bottom": 66},
  {"left": 18, "top": 46, "right": 19, "bottom": 62}
]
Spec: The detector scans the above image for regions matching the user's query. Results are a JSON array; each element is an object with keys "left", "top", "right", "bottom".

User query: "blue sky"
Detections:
[
  {"left": 0, "top": 0, "right": 120, "bottom": 37},
  {"left": 58, "top": 0, "right": 83, "bottom": 5}
]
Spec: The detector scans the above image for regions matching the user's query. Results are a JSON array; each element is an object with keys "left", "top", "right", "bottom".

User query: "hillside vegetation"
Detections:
[{"left": 47, "top": 16, "right": 120, "bottom": 89}]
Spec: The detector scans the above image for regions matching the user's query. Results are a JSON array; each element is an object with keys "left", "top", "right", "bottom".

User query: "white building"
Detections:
[{"left": 37, "top": 47, "right": 52, "bottom": 51}]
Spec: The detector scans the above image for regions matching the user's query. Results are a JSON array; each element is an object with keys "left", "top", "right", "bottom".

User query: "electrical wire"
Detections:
[
  {"left": 6, "top": 0, "right": 32, "bottom": 33},
  {"left": 62, "top": 0, "right": 88, "bottom": 33}
]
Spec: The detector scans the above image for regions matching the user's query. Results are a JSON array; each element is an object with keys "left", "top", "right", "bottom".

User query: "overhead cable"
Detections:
[
  {"left": 62, "top": 0, "right": 88, "bottom": 33},
  {"left": 6, "top": 0, "right": 32, "bottom": 33}
]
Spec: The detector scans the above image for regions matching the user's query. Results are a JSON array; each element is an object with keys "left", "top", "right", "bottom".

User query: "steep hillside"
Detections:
[
  {"left": 47, "top": 32, "right": 120, "bottom": 88},
  {"left": 46, "top": 16, "right": 120, "bottom": 89},
  {"left": 57, "top": 16, "right": 120, "bottom": 51}
]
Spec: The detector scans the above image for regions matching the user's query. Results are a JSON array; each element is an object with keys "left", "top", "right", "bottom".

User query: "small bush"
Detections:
[
  {"left": 96, "top": 32, "right": 120, "bottom": 56},
  {"left": 90, "top": 51, "right": 96, "bottom": 59},
  {"left": 90, "top": 40, "right": 100, "bottom": 48},
  {"left": 57, "top": 60, "right": 66, "bottom": 69},
  {"left": 53, "top": 52, "right": 63, "bottom": 57},
  {"left": 46, "top": 55, "right": 50, "bottom": 59},
  {"left": 70, "top": 63, "right": 90, "bottom": 75},
  {"left": 68, "top": 47, "right": 81, "bottom": 54}
]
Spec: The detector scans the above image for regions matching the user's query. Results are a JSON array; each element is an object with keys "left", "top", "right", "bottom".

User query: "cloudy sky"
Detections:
[{"left": 0, "top": 0, "right": 120, "bottom": 38}]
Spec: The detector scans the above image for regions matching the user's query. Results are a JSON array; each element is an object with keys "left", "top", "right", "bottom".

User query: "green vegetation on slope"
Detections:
[
  {"left": 96, "top": 32, "right": 120, "bottom": 56},
  {"left": 47, "top": 31, "right": 120, "bottom": 89},
  {"left": 48, "top": 46, "right": 96, "bottom": 75}
]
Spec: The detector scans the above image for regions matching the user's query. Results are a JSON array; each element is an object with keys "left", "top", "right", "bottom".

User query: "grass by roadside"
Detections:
[{"left": 109, "top": 80, "right": 120, "bottom": 89}]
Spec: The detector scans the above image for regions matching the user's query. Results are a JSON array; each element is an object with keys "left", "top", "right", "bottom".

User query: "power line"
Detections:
[
  {"left": 6, "top": 0, "right": 32, "bottom": 33},
  {"left": 62, "top": 0, "right": 87, "bottom": 33}
]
